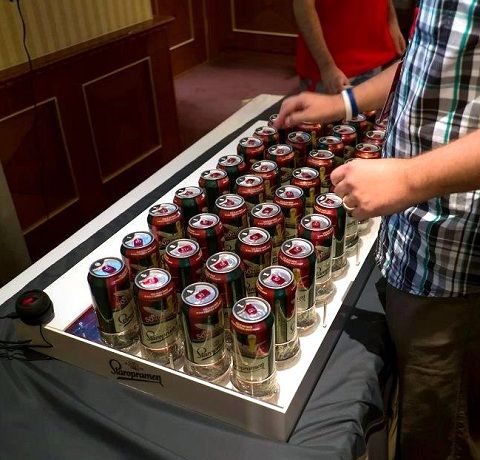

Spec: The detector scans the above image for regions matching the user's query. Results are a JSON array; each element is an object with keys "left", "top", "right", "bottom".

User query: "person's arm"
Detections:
[
  {"left": 293, "top": 0, "right": 349, "bottom": 94},
  {"left": 331, "top": 130, "right": 480, "bottom": 219},
  {"left": 387, "top": 0, "right": 407, "bottom": 56}
]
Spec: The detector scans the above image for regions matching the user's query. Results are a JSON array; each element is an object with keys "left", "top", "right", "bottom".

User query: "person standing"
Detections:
[
  {"left": 274, "top": 1, "right": 480, "bottom": 458},
  {"left": 294, "top": 0, "right": 406, "bottom": 94}
]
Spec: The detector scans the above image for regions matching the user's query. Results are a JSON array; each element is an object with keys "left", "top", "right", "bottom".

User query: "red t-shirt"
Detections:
[{"left": 296, "top": 0, "right": 397, "bottom": 82}]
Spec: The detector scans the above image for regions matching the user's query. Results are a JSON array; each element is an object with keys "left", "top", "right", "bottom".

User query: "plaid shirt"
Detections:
[{"left": 376, "top": 0, "right": 480, "bottom": 296}]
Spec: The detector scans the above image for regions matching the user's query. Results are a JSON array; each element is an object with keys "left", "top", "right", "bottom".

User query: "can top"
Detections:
[
  {"left": 122, "top": 231, "right": 155, "bottom": 250},
  {"left": 165, "top": 238, "right": 200, "bottom": 258},
  {"left": 251, "top": 160, "right": 278, "bottom": 173},
  {"left": 149, "top": 203, "right": 179, "bottom": 217},
  {"left": 188, "top": 213, "right": 220, "bottom": 229},
  {"left": 287, "top": 131, "right": 311, "bottom": 144},
  {"left": 343, "top": 113, "right": 366, "bottom": 123},
  {"left": 280, "top": 238, "right": 314, "bottom": 258},
  {"left": 239, "top": 136, "right": 263, "bottom": 148},
  {"left": 238, "top": 227, "right": 270, "bottom": 245},
  {"left": 134, "top": 268, "right": 171, "bottom": 290},
  {"left": 181, "top": 282, "right": 219, "bottom": 306},
  {"left": 200, "top": 169, "right": 228, "bottom": 181},
  {"left": 364, "top": 130, "right": 385, "bottom": 141},
  {"left": 236, "top": 174, "right": 264, "bottom": 188},
  {"left": 215, "top": 194, "right": 245, "bottom": 210},
  {"left": 316, "top": 193, "right": 343, "bottom": 209},
  {"left": 356, "top": 143, "right": 381, "bottom": 153},
  {"left": 254, "top": 125, "right": 277, "bottom": 136},
  {"left": 89, "top": 257, "right": 124, "bottom": 278},
  {"left": 267, "top": 144, "right": 293, "bottom": 157},
  {"left": 318, "top": 135, "right": 343, "bottom": 146},
  {"left": 300, "top": 214, "right": 333, "bottom": 231},
  {"left": 175, "top": 186, "right": 203, "bottom": 199},
  {"left": 232, "top": 297, "right": 271, "bottom": 323},
  {"left": 332, "top": 124, "right": 356, "bottom": 136},
  {"left": 308, "top": 149, "right": 335, "bottom": 160},
  {"left": 268, "top": 113, "right": 278, "bottom": 123},
  {"left": 251, "top": 202, "right": 281, "bottom": 219},
  {"left": 218, "top": 154, "right": 244, "bottom": 167},
  {"left": 275, "top": 185, "right": 304, "bottom": 200},
  {"left": 258, "top": 265, "right": 293, "bottom": 289},
  {"left": 292, "top": 167, "right": 319, "bottom": 181},
  {"left": 206, "top": 251, "right": 241, "bottom": 273}
]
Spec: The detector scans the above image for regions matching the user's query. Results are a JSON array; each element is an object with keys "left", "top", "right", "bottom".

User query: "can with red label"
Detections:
[
  {"left": 120, "top": 231, "right": 160, "bottom": 282},
  {"left": 253, "top": 125, "right": 280, "bottom": 149},
  {"left": 181, "top": 282, "right": 231, "bottom": 381},
  {"left": 362, "top": 130, "right": 385, "bottom": 147},
  {"left": 256, "top": 265, "right": 300, "bottom": 362},
  {"left": 237, "top": 136, "right": 265, "bottom": 167},
  {"left": 306, "top": 149, "right": 335, "bottom": 193},
  {"left": 318, "top": 135, "right": 345, "bottom": 169},
  {"left": 273, "top": 185, "right": 305, "bottom": 239},
  {"left": 230, "top": 296, "right": 277, "bottom": 398},
  {"left": 133, "top": 268, "right": 183, "bottom": 366},
  {"left": 251, "top": 159, "right": 280, "bottom": 202},
  {"left": 314, "top": 193, "right": 348, "bottom": 278},
  {"left": 298, "top": 214, "right": 334, "bottom": 303},
  {"left": 293, "top": 121, "right": 323, "bottom": 149},
  {"left": 278, "top": 238, "right": 317, "bottom": 330},
  {"left": 187, "top": 213, "right": 224, "bottom": 262},
  {"left": 217, "top": 154, "right": 248, "bottom": 192},
  {"left": 174, "top": 186, "right": 208, "bottom": 223},
  {"left": 268, "top": 113, "right": 289, "bottom": 143},
  {"left": 214, "top": 194, "right": 249, "bottom": 251},
  {"left": 205, "top": 251, "right": 246, "bottom": 347},
  {"left": 147, "top": 203, "right": 185, "bottom": 261},
  {"left": 198, "top": 169, "right": 230, "bottom": 213},
  {"left": 342, "top": 113, "right": 368, "bottom": 142},
  {"left": 332, "top": 124, "right": 357, "bottom": 163},
  {"left": 251, "top": 202, "right": 285, "bottom": 265},
  {"left": 87, "top": 257, "right": 139, "bottom": 349},
  {"left": 235, "top": 174, "right": 265, "bottom": 213},
  {"left": 236, "top": 227, "right": 272, "bottom": 297},
  {"left": 355, "top": 142, "right": 381, "bottom": 159},
  {"left": 163, "top": 239, "right": 204, "bottom": 305},
  {"left": 374, "top": 117, "right": 389, "bottom": 132},
  {"left": 265, "top": 144, "right": 295, "bottom": 185},
  {"left": 291, "top": 167, "right": 321, "bottom": 215},
  {"left": 286, "top": 131, "right": 312, "bottom": 168}
]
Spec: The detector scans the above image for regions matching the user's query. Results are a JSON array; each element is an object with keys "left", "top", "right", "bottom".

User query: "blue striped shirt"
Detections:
[{"left": 376, "top": 0, "right": 480, "bottom": 297}]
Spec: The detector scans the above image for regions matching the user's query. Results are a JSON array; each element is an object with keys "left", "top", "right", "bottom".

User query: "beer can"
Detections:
[
  {"left": 355, "top": 142, "right": 381, "bottom": 159},
  {"left": 147, "top": 203, "right": 185, "bottom": 261},
  {"left": 286, "top": 131, "right": 312, "bottom": 168},
  {"left": 293, "top": 120, "right": 323, "bottom": 148},
  {"left": 342, "top": 113, "right": 368, "bottom": 142},
  {"left": 230, "top": 297, "right": 277, "bottom": 398},
  {"left": 217, "top": 154, "right": 247, "bottom": 192},
  {"left": 174, "top": 186, "right": 208, "bottom": 223},
  {"left": 237, "top": 136, "right": 265, "bottom": 167},
  {"left": 235, "top": 174, "right": 265, "bottom": 213},
  {"left": 205, "top": 251, "right": 246, "bottom": 346},
  {"left": 120, "top": 231, "right": 160, "bottom": 282},
  {"left": 363, "top": 109, "right": 377, "bottom": 124},
  {"left": 273, "top": 185, "right": 305, "bottom": 239},
  {"left": 198, "top": 169, "right": 230, "bottom": 213},
  {"left": 306, "top": 149, "right": 335, "bottom": 193},
  {"left": 362, "top": 130, "right": 385, "bottom": 147},
  {"left": 163, "top": 238, "right": 204, "bottom": 305},
  {"left": 268, "top": 113, "right": 289, "bottom": 143},
  {"left": 251, "top": 202, "right": 285, "bottom": 265},
  {"left": 87, "top": 257, "right": 139, "bottom": 349},
  {"left": 265, "top": 144, "right": 295, "bottom": 185},
  {"left": 278, "top": 238, "right": 317, "bottom": 330},
  {"left": 374, "top": 117, "right": 389, "bottom": 132},
  {"left": 181, "top": 282, "right": 230, "bottom": 381},
  {"left": 214, "top": 194, "right": 249, "bottom": 251},
  {"left": 133, "top": 268, "right": 182, "bottom": 366},
  {"left": 251, "top": 159, "right": 280, "bottom": 202},
  {"left": 186, "top": 213, "right": 224, "bottom": 262},
  {"left": 236, "top": 227, "right": 272, "bottom": 297},
  {"left": 318, "top": 135, "right": 344, "bottom": 169},
  {"left": 314, "top": 193, "right": 348, "bottom": 278},
  {"left": 253, "top": 125, "right": 280, "bottom": 149},
  {"left": 298, "top": 214, "right": 334, "bottom": 303},
  {"left": 256, "top": 265, "right": 300, "bottom": 362},
  {"left": 291, "top": 167, "right": 321, "bottom": 215},
  {"left": 332, "top": 124, "right": 357, "bottom": 163}
]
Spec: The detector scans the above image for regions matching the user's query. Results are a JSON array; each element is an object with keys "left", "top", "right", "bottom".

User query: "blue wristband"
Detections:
[{"left": 346, "top": 87, "right": 359, "bottom": 118}]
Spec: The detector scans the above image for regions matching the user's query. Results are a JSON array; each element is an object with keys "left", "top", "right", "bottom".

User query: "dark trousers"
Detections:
[{"left": 385, "top": 282, "right": 480, "bottom": 460}]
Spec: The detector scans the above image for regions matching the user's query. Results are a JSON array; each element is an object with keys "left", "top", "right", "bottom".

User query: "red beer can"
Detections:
[
  {"left": 268, "top": 113, "right": 289, "bottom": 143},
  {"left": 251, "top": 202, "right": 285, "bottom": 265},
  {"left": 236, "top": 227, "right": 272, "bottom": 297},
  {"left": 363, "top": 109, "right": 377, "bottom": 124},
  {"left": 253, "top": 125, "right": 280, "bottom": 149},
  {"left": 265, "top": 144, "right": 295, "bottom": 185},
  {"left": 362, "top": 130, "right": 385, "bottom": 147},
  {"left": 217, "top": 154, "right": 248, "bottom": 192},
  {"left": 147, "top": 203, "right": 185, "bottom": 261},
  {"left": 187, "top": 213, "right": 225, "bottom": 262},
  {"left": 235, "top": 174, "right": 265, "bottom": 213},
  {"left": 318, "top": 135, "right": 344, "bottom": 169},
  {"left": 174, "top": 186, "right": 208, "bottom": 223},
  {"left": 342, "top": 113, "right": 368, "bottom": 142},
  {"left": 273, "top": 185, "right": 305, "bottom": 239},
  {"left": 355, "top": 142, "right": 381, "bottom": 159},
  {"left": 332, "top": 124, "right": 357, "bottom": 163},
  {"left": 251, "top": 159, "right": 280, "bottom": 202},
  {"left": 374, "top": 117, "right": 389, "bottom": 132},
  {"left": 237, "top": 136, "right": 265, "bottom": 167},
  {"left": 293, "top": 121, "right": 323, "bottom": 149},
  {"left": 286, "top": 131, "right": 312, "bottom": 168},
  {"left": 291, "top": 167, "right": 321, "bottom": 215},
  {"left": 214, "top": 194, "right": 249, "bottom": 251},
  {"left": 199, "top": 169, "right": 230, "bottom": 213},
  {"left": 306, "top": 149, "right": 335, "bottom": 194},
  {"left": 120, "top": 231, "right": 160, "bottom": 282}
]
